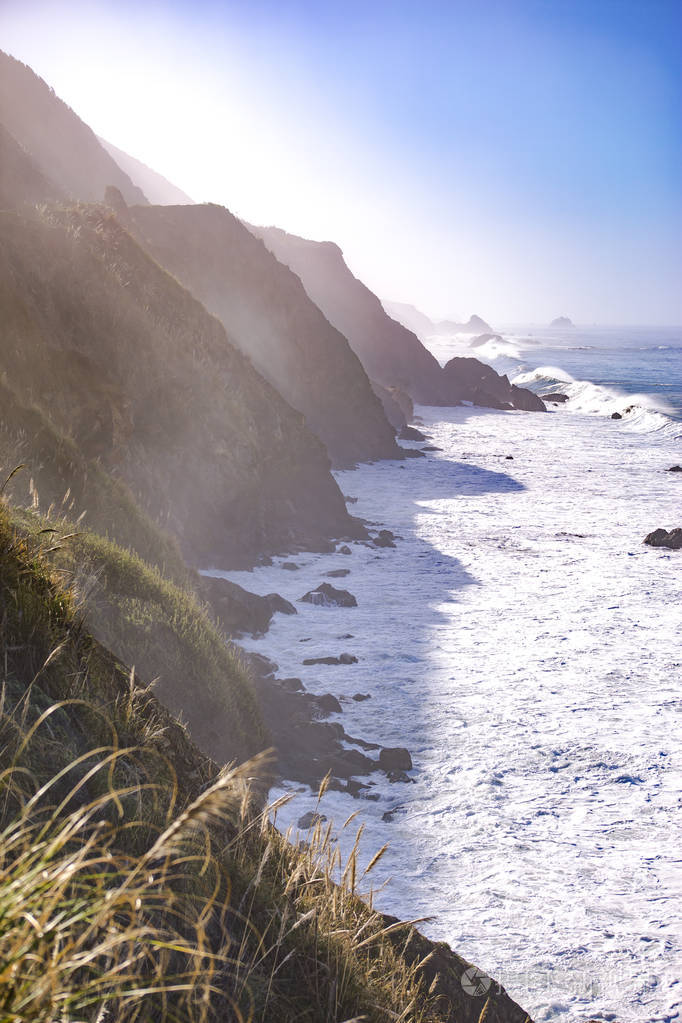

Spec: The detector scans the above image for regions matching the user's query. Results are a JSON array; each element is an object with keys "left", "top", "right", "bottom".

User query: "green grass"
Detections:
[
  {"left": 6, "top": 505, "right": 266, "bottom": 767},
  {"left": 0, "top": 502, "right": 443, "bottom": 1022}
]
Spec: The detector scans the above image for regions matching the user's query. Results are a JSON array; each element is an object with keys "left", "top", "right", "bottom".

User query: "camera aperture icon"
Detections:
[{"left": 461, "top": 966, "right": 493, "bottom": 997}]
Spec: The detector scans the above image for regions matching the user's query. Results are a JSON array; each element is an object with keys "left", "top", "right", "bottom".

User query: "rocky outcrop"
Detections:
[
  {"left": 666, "top": 465, "right": 682, "bottom": 472},
  {"left": 0, "top": 204, "right": 362, "bottom": 568},
  {"left": 379, "top": 747, "right": 413, "bottom": 771},
  {"left": 251, "top": 226, "right": 544, "bottom": 413},
  {"left": 300, "top": 583, "right": 358, "bottom": 607},
  {"left": 550, "top": 316, "right": 574, "bottom": 327},
  {"left": 436, "top": 314, "right": 492, "bottom": 334},
  {"left": 540, "top": 392, "right": 569, "bottom": 403},
  {"left": 123, "top": 203, "right": 400, "bottom": 467},
  {"left": 200, "top": 575, "right": 296, "bottom": 637},
  {"left": 442, "top": 358, "right": 546, "bottom": 412},
  {"left": 0, "top": 50, "right": 147, "bottom": 204},
  {"left": 644, "top": 528, "right": 682, "bottom": 550}
]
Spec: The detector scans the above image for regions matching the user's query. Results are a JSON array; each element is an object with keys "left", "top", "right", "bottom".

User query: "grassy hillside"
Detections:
[
  {"left": 0, "top": 203, "right": 360, "bottom": 567},
  {"left": 0, "top": 502, "right": 535, "bottom": 1023}
]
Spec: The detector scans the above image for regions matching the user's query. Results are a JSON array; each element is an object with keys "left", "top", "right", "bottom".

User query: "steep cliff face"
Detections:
[
  {"left": 252, "top": 225, "right": 545, "bottom": 413},
  {"left": 0, "top": 204, "right": 360, "bottom": 567},
  {"left": 121, "top": 202, "right": 400, "bottom": 467},
  {"left": 0, "top": 50, "right": 147, "bottom": 204},
  {"left": 250, "top": 225, "right": 449, "bottom": 404}
]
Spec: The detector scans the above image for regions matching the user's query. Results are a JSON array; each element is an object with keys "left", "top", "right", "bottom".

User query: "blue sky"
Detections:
[{"left": 2, "top": 0, "right": 681, "bottom": 323}]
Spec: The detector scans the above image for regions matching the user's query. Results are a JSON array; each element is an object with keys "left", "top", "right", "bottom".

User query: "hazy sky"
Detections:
[{"left": 3, "top": 0, "right": 681, "bottom": 324}]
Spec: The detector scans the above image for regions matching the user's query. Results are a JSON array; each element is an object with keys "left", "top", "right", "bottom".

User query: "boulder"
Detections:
[
  {"left": 509, "top": 385, "right": 547, "bottom": 412},
  {"left": 315, "top": 693, "right": 343, "bottom": 715},
  {"left": 373, "top": 529, "right": 396, "bottom": 548},
  {"left": 540, "top": 392, "right": 569, "bottom": 403},
  {"left": 200, "top": 575, "right": 277, "bottom": 637},
  {"left": 337, "top": 544, "right": 352, "bottom": 555},
  {"left": 399, "top": 425, "right": 427, "bottom": 442},
  {"left": 299, "top": 583, "right": 357, "bottom": 607},
  {"left": 379, "top": 747, "right": 413, "bottom": 771},
  {"left": 298, "top": 811, "right": 327, "bottom": 830},
  {"left": 281, "top": 561, "right": 300, "bottom": 570},
  {"left": 644, "top": 528, "right": 682, "bottom": 550},
  {"left": 302, "top": 654, "right": 358, "bottom": 666},
  {"left": 666, "top": 465, "right": 682, "bottom": 472},
  {"left": 326, "top": 568, "right": 351, "bottom": 577},
  {"left": 266, "top": 593, "right": 297, "bottom": 616},
  {"left": 352, "top": 693, "right": 371, "bottom": 702},
  {"left": 611, "top": 412, "right": 622, "bottom": 420},
  {"left": 387, "top": 769, "right": 415, "bottom": 784},
  {"left": 278, "top": 677, "right": 303, "bottom": 692}
]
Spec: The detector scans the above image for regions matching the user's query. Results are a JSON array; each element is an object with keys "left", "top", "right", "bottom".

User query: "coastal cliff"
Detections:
[
  {"left": 252, "top": 225, "right": 544, "bottom": 413},
  {"left": 122, "top": 200, "right": 401, "bottom": 466},
  {"left": 0, "top": 204, "right": 360, "bottom": 567}
]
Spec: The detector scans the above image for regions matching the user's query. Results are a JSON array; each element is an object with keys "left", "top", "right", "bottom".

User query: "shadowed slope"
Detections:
[
  {"left": 0, "top": 204, "right": 360, "bottom": 567},
  {"left": 124, "top": 201, "right": 401, "bottom": 466}
]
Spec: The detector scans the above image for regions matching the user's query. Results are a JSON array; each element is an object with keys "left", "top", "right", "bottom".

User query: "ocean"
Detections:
[{"left": 204, "top": 327, "right": 681, "bottom": 1023}]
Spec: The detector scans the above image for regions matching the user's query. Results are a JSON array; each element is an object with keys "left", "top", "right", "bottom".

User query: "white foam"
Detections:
[{"left": 205, "top": 406, "right": 682, "bottom": 1022}]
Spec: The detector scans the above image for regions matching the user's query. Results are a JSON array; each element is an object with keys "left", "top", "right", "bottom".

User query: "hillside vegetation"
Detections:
[{"left": 0, "top": 504, "right": 534, "bottom": 1023}]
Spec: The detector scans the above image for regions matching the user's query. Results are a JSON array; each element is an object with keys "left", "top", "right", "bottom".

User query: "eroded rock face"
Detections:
[
  {"left": 124, "top": 203, "right": 400, "bottom": 468},
  {"left": 644, "top": 528, "right": 682, "bottom": 549},
  {"left": 300, "top": 583, "right": 358, "bottom": 607}
]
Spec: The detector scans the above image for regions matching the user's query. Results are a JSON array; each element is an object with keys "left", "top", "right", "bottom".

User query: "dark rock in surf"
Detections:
[
  {"left": 337, "top": 544, "right": 352, "bottom": 555},
  {"left": 386, "top": 769, "right": 415, "bottom": 784},
  {"left": 316, "top": 693, "right": 343, "bottom": 715},
  {"left": 200, "top": 576, "right": 294, "bottom": 637},
  {"left": 302, "top": 653, "right": 358, "bottom": 666},
  {"left": 352, "top": 693, "right": 371, "bottom": 702},
  {"left": 379, "top": 747, "right": 413, "bottom": 771},
  {"left": 399, "top": 425, "right": 428, "bottom": 442},
  {"left": 326, "top": 568, "right": 351, "bottom": 577},
  {"left": 666, "top": 465, "right": 682, "bottom": 472},
  {"left": 611, "top": 412, "right": 622, "bottom": 420},
  {"left": 373, "top": 529, "right": 396, "bottom": 548},
  {"left": 281, "top": 561, "right": 300, "bottom": 571},
  {"left": 540, "top": 392, "right": 569, "bottom": 403},
  {"left": 266, "top": 593, "right": 297, "bottom": 616},
  {"left": 300, "top": 583, "right": 357, "bottom": 607},
  {"left": 298, "top": 811, "right": 327, "bottom": 829},
  {"left": 644, "top": 528, "right": 682, "bottom": 550}
]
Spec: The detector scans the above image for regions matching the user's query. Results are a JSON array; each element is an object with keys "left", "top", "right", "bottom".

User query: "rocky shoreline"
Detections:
[{"left": 201, "top": 521, "right": 415, "bottom": 801}]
